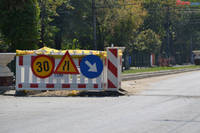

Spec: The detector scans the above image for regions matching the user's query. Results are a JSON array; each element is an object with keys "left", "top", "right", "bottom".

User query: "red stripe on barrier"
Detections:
[
  {"left": 120, "top": 56, "right": 122, "bottom": 65},
  {"left": 30, "top": 84, "right": 38, "bottom": 88},
  {"left": 79, "top": 58, "right": 82, "bottom": 66},
  {"left": 105, "top": 57, "right": 107, "bottom": 66},
  {"left": 19, "top": 56, "right": 23, "bottom": 66},
  {"left": 46, "top": 84, "right": 54, "bottom": 88},
  {"left": 31, "top": 56, "right": 36, "bottom": 61},
  {"left": 18, "top": 84, "right": 22, "bottom": 88},
  {"left": 109, "top": 49, "right": 117, "bottom": 57},
  {"left": 62, "top": 84, "right": 70, "bottom": 88},
  {"left": 108, "top": 60, "right": 118, "bottom": 77},
  {"left": 78, "top": 84, "right": 86, "bottom": 88},
  {"left": 94, "top": 84, "right": 98, "bottom": 88},
  {"left": 108, "top": 79, "right": 117, "bottom": 88}
]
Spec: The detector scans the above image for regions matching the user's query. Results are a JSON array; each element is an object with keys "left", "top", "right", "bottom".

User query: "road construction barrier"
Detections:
[
  {"left": 16, "top": 47, "right": 124, "bottom": 91},
  {"left": 107, "top": 47, "right": 122, "bottom": 91}
]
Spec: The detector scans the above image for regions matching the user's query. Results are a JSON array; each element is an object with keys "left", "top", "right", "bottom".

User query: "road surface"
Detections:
[{"left": 1, "top": 71, "right": 200, "bottom": 133}]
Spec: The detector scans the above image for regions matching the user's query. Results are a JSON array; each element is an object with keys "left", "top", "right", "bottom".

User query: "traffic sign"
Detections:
[
  {"left": 80, "top": 55, "right": 103, "bottom": 78},
  {"left": 54, "top": 51, "right": 79, "bottom": 74},
  {"left": 31, "top": 55, "right": 55, "bottom": 78}
]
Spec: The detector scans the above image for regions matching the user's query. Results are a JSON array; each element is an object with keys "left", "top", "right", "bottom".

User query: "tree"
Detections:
[
  {"left": 45, "top": 0, "right": 146, "bottom": 51},
  {"left": 96, "top": 0, "right": 146, "bottom": 50},
  {"left": 134, "top": 29, "right": 161, "bottom": 54},
  {"left": 141, "top": 0, "right": 200, "bottom": 64},
  {"left": 38, "top": 0, "right": 70, "bottom": 48},
  {"left": 0, "top": 0, "right": 40, "bottom": 51},
  {"left": 0, "top": 33, "right": 8, "bottom": 52},
  {"left": 51, "top": 0, "right": 93, "bottom": 50}
]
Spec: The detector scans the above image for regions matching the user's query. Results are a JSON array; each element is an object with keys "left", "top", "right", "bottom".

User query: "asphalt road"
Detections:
[{"left": 1, "top": 71, "right": 200, "bottom": 133}]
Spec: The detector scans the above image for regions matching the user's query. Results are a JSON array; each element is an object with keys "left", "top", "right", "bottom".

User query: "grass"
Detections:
[{"left": 122, "top": 65, "right": 200, "bottom": 74}]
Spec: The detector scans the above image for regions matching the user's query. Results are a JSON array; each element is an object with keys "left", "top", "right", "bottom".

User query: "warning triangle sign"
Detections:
[{"left": 54, "top": 51, "right": 79, "bottom": 74}]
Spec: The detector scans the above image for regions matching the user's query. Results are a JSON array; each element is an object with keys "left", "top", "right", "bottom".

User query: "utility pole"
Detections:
[
  {"left": 40, "top": 0, "right": 46, "bottom": 47},
  {"left": 166, "top": 6, "right": 170, "bottom": 59},
  {"left": 190, "top": 34, "right": 193, "bottom": 63},
  {"left": 190, "top": 10, "right": 194, "bottom": 64},
  {"left": 92, "top": 0, "right": 97, "bottom": 50}
]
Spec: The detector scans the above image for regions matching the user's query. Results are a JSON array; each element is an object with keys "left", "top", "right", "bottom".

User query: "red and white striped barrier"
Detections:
[
  {"left": 16, "top": 48, "right": 123, "bottom": 92},
  {"left": 107, "top": 47, "right": 123, "bottom": 91}
]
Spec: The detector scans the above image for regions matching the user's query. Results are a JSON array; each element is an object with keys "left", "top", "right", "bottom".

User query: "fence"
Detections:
[{"left": 16, "top": 47, "right": 123, "bottom": 92}]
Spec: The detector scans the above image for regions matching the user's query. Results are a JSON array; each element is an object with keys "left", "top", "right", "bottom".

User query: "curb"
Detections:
[{"left": 122, "top": 68, "right": 200, "bottom": 81}]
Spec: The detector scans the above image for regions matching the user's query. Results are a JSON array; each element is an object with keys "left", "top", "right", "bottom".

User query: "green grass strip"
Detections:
[{"left": 122, "top": 65, "right": 200, "bottom": 74}]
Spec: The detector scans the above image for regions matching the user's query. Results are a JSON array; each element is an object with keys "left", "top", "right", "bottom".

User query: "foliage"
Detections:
[
  {"left": 1, "top": 0, "right": 200, "bottom": 66},
  {"left": 0, "top": 33, "right": 8, "bottom": 51},
  {"left": 134, "top": 29, "right": 161, "bottom": 53},
  {"left": 0, "top": 0, "right": 40, "bottom": 51},
  {"left": 141, "top": 0, "right": 200, "bottom": 63},
  {"left": 96, "top": 0, "right": 147, "bottom": 50},
  {"left": 49, "top": 0, "right": 93, "bottom": 50},
  {"left": 62, "top": 38, "right": 81, "bottom": 50},
  {"left": 38, "top": 0, "right": 71, "bottom": 48}
]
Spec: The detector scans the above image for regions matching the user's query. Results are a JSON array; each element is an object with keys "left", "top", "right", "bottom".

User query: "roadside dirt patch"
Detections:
[{"left": 28, "top": 90, "right": 79, "bottom": 97}]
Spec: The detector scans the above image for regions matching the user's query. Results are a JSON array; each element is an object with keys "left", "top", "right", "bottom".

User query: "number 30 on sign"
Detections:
[{"left": 31, "top": 55, "right": 55, "bottom": 78}]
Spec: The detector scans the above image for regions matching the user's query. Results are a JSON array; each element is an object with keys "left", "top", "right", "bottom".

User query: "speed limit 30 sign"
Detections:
[{"left": 31, "top": 55, "right": 55, "bottom": 78}]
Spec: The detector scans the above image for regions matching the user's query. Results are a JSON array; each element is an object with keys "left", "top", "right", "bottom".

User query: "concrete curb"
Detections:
[{"left": 122, "top": 68, "right": 200, "bottom": 81}]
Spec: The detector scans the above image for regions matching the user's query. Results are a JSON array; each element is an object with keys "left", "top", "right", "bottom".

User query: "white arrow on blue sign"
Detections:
[{"left": 80, "top": 55, "right": 103, "bottom": 78}]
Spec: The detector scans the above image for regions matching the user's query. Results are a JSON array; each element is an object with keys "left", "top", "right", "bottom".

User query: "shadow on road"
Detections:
[{"left": 0, "top": 89, "right": 127, "bottom": 97}]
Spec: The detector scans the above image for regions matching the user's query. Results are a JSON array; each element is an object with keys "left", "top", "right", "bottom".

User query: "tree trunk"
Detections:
[{"left": 55, "top": 30, "right": 62, "bottom": 49}]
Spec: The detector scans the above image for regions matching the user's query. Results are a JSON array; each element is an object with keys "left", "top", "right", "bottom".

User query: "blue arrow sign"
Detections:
[{"left": 80, "top": 55, "right": 103, "bottom": 78}]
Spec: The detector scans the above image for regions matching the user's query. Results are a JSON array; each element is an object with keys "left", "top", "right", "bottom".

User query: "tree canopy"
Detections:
[
  {"left": 0, "top": 0, "right": 200, "bottom": 65},
  {"left": 0, "top": 0, "right": 40, "bottom": 51}
]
